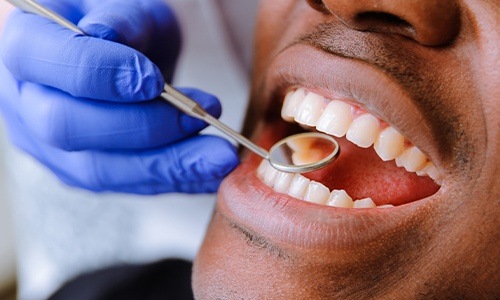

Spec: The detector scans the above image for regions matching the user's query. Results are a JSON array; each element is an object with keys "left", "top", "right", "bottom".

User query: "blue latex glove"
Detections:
[{"left": 0, "top": 0, "right": 239, "bottom": 194}]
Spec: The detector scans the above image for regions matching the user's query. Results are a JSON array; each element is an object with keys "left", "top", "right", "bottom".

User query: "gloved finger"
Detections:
[
  {"left": 62, "top": 135, "right": 238, "bottom": 194},
  {"left": 0, "top": 11, "right": 163, "bottom": 102},
  {"left": 6, "top": 111, "right": 239, "bottom": 194},
  {"left": 18, "top": 84, "right": 222, "bottom": 150},
  {"left": 33, "top": 0, "right": 85, "bottom": 23},
  {"left": 78, "top": 0, "right": 181, "bottom": 78},
  {"left": 84, "top": 135, "right": 238, "bottom": 194},
  {"left": 107, "top": 178, "right": 227, "bottom": 195},
  {"left": 0, "top": 59, "right": 19, "bottom": 114}
]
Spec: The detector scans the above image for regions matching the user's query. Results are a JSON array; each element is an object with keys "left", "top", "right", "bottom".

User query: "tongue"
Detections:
[{"left": 304, "top": 137, "right": 440, "bottom": 206}]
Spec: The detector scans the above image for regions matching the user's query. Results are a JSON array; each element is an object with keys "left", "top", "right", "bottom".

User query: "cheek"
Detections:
[
  {"left": 253, "top": 4, "right": 282, "bottom": 74},
  {"left": 254, "top": 1, "right": 318, "bottom": 76},
  {"left": 192, "top": 213, "right": 273, "bottom": 298},
  {"left": 193, "top": 211, "right": 396, "bottom": 299},
  {"left": 192, "top": 213, "right": 311, "bottom": 299}
]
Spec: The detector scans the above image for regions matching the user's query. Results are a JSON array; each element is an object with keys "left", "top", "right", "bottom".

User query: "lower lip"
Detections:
[
  {"left": 217, "top": 152, "right": 440, "bottom": 252},
  {"left": 217, "top": 157, "right": 436, "bottom": 251}
]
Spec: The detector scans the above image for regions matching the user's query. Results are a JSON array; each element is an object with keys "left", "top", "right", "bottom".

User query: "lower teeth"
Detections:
[{"left": 256, "top": 160, "right": 393, "bottom": 209}]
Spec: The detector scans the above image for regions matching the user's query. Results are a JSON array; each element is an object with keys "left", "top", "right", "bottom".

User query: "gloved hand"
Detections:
[{"left": 0, "top": 0, "right": 239, "bottom": 194}]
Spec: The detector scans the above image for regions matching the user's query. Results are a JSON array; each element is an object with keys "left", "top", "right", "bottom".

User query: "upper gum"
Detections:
[{"left": 289, "top": 88, "right": 389, "bottom": 128}]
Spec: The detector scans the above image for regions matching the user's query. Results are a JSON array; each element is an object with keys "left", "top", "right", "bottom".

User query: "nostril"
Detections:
[
  {"left": 306, "top": 0, "right": 330, "bottom": 14},
  {"left": 356, "top": 12, "right": 412, "bottom": 30},
  {"left": 354, "top": 11, "right": 416, "bottom": 40}
]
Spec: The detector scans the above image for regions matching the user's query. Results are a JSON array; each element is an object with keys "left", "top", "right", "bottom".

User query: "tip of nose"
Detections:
[{"left": 413, "top": 18, "right": 461, "bottom": 46}]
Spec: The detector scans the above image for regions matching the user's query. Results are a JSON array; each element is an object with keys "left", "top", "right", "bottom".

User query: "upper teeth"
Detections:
[{"left": 281, "top": 88, "right": 442, "bottom": 183}]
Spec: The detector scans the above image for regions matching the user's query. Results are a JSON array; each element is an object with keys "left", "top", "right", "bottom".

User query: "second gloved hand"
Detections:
[{"left": 0, "top": 0, "right": 239, "bottom": 194}]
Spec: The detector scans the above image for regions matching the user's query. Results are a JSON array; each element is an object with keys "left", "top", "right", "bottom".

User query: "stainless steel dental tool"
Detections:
[{"left": 5, "top": 0, "right": 341, "bottom": 173}]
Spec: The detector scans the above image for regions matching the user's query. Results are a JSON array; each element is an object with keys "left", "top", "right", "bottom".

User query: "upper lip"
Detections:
[{"left": 217, "top": 43, "right": 445, "bottom": 250}]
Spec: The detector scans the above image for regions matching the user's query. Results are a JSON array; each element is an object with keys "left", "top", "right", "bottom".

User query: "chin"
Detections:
[{"left": 193, "top": 1, "right": 499, "bottom": 298}]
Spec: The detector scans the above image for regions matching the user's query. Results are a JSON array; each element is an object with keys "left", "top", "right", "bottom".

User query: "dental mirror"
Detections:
[
  {"left": 8, "top": 0, "right": 341, "bottom": 173},
  {"left": 268, "top": 132, "right": 340, "bottom": 173}
]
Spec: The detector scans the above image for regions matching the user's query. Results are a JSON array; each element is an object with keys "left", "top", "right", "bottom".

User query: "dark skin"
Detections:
[{"left": 194, "top": 0, "right": 499, "bottom": 298}]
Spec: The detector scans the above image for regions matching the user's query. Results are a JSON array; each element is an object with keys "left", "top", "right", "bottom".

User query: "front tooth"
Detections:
[
  {"left": 422, "top": 162, "right": 442, "bottom": 184},
  {"left": 378, "top": 204, "right": 394, "bottom": 208},
  {"left": 294, "top": 92, "right": 325, "bottom": 126},
  {"left": 327, "top": 190, "right": 354, "bottom": 208},
  {"left": 257, "top": 160, "right": 269, "bottom": 179},
  {"left": 395, "top": 156, "right": 403, "bottom": 167},
  {"left": 316, "top": 100, "right": 353, "bottom": 137},
  {"left": 374, "top": 127, "right": 405, "bottom": 161},
  {"left": 274, "top": 172, "right": 294, "bottom": 193},
  {"left": 346, "top": 114, "right": 380, "bottom": 148},
  {"left": 304, "top": 181, "right": 330, "bottom": 204},
  {"left": 353, "top": 198, "right": 377, "bottom": 208},
  {"left": 282, "top": 88, "right": 306, "bottom": 121},
  {"left": 288, "top": 174, "right": 311, "bottom": 199},
  {"left": 263, "top": 166, "right": 279, "bottom": 187},
  {"left": 397, "top": 146, "right": 427, "bottom": 172},
  {"left": 416, "top": 169, "right": 427, "bottom": 177}
]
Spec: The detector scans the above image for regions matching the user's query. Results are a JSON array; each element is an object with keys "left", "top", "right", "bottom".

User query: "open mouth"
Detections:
[
  {"left": 255, "top": 87, "right": 442, "bottom": 208},
  {"left": 217, "top": 44, "right": 445, "bottom": 249}
]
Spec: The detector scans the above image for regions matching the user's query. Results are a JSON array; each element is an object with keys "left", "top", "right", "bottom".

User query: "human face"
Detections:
[{"left": 193, "top": 0, "right": 499, "bottom": 298}]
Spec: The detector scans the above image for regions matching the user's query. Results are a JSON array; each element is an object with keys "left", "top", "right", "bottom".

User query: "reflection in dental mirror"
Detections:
[{"left": 269, "top": 132, "right": 340, "bottom": 173}]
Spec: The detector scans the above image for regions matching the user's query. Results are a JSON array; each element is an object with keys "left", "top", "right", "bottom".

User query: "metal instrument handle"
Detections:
[
  {"left": 161, "top": 86, "right": 269, "bottom": 160},
  {"left": 6, "top": 0, "right": 85, "bottom": 35}
]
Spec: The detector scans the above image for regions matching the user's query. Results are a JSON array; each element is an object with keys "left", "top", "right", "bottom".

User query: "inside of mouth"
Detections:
[
  {"left": 255, "top": 118, "right": 440, "bottom": 207},
  {"left": 303, "top": 136, "right": 440, "bottom": 206}
]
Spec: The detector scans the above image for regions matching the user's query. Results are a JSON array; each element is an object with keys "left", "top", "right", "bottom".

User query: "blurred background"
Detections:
[
  {"left": 0, "top": 1, "right": 257, "bottom": 299},
  {"left": 0, "top": 4, "right": 16, "bottom": 300}
]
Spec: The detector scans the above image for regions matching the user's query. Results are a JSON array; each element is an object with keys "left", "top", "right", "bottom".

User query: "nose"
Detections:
[{"left": 306, "top": 0, "right": 461, "bottom": 46}]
